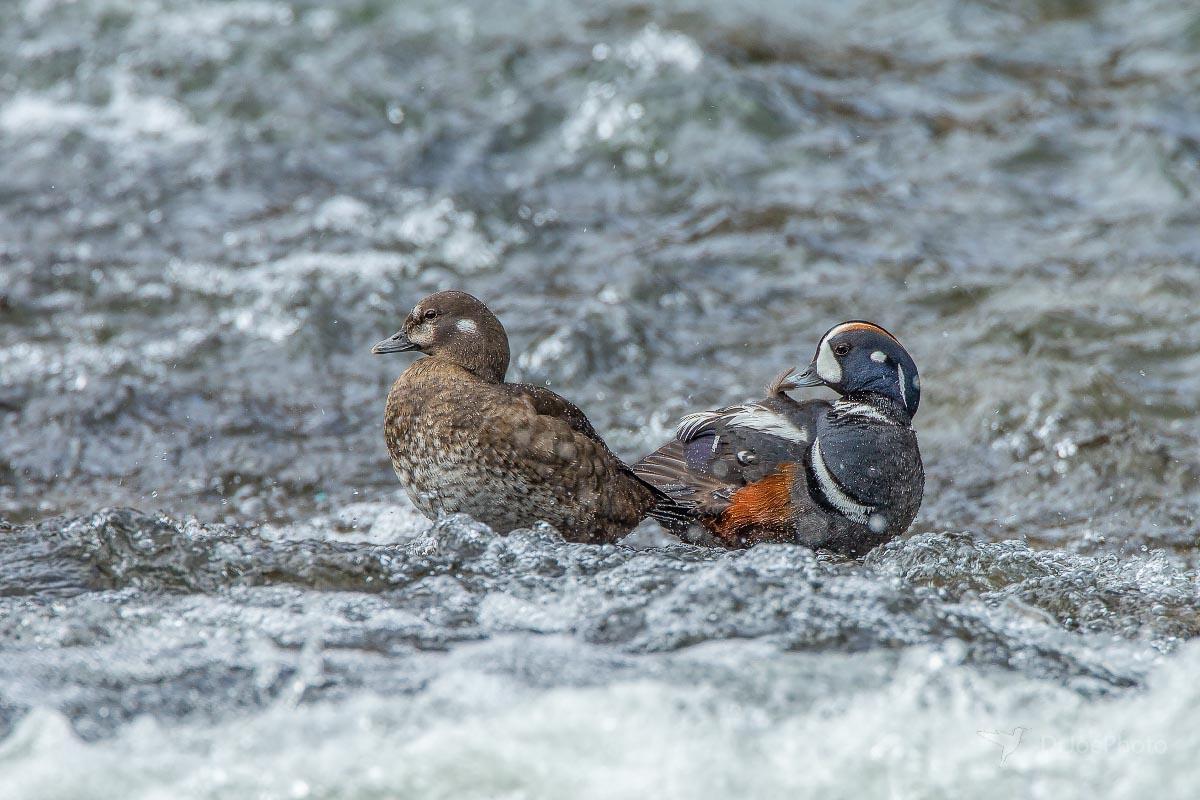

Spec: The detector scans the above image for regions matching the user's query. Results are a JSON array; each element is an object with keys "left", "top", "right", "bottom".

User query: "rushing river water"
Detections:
[{"left": 2, "top": 0, "right": 1200, "bottom": 797}]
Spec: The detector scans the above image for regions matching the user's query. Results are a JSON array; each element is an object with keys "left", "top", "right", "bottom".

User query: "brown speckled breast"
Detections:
[{"left": 384, "top": 359, "right": 655, "bottom": 543}]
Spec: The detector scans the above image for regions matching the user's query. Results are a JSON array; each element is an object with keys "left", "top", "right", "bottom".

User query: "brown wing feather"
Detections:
[
  {"left": 505, "top": 383, "right": 693, "bottom": 529},
  {"left": 504, "top": 383, "right": 602, "bottom": 442},
  {"left": 634, "top": 440, "right": 735, "bottom": 523}
]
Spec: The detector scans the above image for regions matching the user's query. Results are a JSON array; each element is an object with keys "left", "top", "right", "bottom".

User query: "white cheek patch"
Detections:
[
  {"left": 870, "top": 350, "right": 887, "bottom": 363},
  {"left": 815, "top": 339, "right": 843, "bottom": 384},
  {"left": 456, "top": 319, "right": 478, "bottom": 335}
]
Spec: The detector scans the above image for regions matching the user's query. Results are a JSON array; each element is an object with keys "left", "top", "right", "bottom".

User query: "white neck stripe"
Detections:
[{"left": 811, "top": 437, "right": 873, "bottom": 525}]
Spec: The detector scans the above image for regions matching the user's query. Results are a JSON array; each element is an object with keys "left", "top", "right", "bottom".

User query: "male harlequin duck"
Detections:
[
  {"left": 372, "top": 290, "right": 687, "bottom": 543},
  {"left": 634, "top": 321, "right": 924, "bottom": 556}
]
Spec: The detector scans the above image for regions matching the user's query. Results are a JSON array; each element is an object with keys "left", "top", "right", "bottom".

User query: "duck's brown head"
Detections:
[{"left": 372, "top": 290, "right": 510, "bottom": 383}]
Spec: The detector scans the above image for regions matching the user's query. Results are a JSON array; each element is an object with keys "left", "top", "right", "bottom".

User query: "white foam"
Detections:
[
  {"left": 258, "top": 499, "right": 429, "bottom": 543},
  {"left": 620, "top": 24, "right": 703, "bottom": 74},
  {"left": 312, "top": 196, "right": 372, "bottom": 233},
  {"left": 2, "top": 639, "right": 1196, "bottom": 799},
  {"left": 164, "top": 251, "right": 417, "bottom": 342},
  {"left": 0, "top": 75, "right": 202, "bottom": 145}
]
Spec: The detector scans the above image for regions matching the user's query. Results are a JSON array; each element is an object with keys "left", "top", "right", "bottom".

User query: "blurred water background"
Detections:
[{"left": 1, "top": 0, "right": 1199, "bottom": 797}]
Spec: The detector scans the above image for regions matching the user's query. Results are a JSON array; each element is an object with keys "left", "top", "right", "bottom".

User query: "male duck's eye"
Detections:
[
  {"left": 833, "top": 343, "right": 851, "bottom": 356},
  {"left": 423, "top": 309, "right": 437, "bottom": 320}
]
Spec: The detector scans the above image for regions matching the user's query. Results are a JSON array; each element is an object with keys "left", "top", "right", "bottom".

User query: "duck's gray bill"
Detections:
[
  {"left": 789, "top": 365, "right": 824, "bottom": 387},
  {"left": 371, "top": 333, "right": 418, "bottom": 354}
]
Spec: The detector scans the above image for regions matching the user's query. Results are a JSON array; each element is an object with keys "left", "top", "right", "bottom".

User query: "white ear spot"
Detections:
[
  {"left": 456, "top": 319, "right": 478, "bottom": 334},
  {"left": 911, "top": 374, "right": 921, "bottom": 390},
  {"left": 815, "top": 339, "right": 843, "bottom": 384},
  {"left": 870, "top": 350, "right": 887, "bottom": 363}
]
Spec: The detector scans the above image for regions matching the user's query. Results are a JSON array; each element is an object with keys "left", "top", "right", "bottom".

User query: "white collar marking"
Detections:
[
  {"left": 811, "top": 437, "right": 873, "bottom": 525},
  {"left": 896, "top": 364, "right": 907, "bottom": 410},
  {"left": 833, "top": 401, "right": 895, "bottom": 425}
]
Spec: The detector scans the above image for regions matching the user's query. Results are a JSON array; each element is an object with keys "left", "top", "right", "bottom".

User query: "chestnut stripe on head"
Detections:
[{"left": 824, "top": 321, "right": 901, "bottom": 346}]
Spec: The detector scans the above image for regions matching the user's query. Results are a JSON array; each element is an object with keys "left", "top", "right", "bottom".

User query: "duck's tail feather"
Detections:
[{"left": 634, "top": 439, "right": 734, "bottom": 531}]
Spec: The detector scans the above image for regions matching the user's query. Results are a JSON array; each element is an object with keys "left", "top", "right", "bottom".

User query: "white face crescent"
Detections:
[
  {"left": 407, "top": 304, "right": 434, "bottom": 346},
  {"left": 814, "top": 336, "right": 843, "bottom": 384}
]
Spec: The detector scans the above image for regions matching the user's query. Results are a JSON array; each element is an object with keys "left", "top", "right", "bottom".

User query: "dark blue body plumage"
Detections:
[{"left": 635, "top": 321, "right": 924, "bottom": 556}]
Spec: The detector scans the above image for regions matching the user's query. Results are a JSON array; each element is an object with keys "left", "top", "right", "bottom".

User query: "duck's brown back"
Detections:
[{"left": 384, "top": 358, "right": 656, "bottom": 542}]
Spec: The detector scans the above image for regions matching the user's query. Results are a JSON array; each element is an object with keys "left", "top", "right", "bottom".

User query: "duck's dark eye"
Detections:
[
  {"left": 833, "top": 343, "right": 851, "bottom": 356},
  {"left": 423, "top": 308, "right": 437, "bottom": 320}
]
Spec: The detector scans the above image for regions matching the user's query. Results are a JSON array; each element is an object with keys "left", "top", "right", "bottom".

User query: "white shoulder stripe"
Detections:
[
  {"left": 726, "top": 405, "right": 809, "bottom": 443},
  {"left": 676, "top": 409, "right": 724, "bottom": 441},
  {"left": 677, "top": 404, "right": 808, "bottom": 444},
  {"left": 811, "top": 437, "right": 873, "bottom": 525}
]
